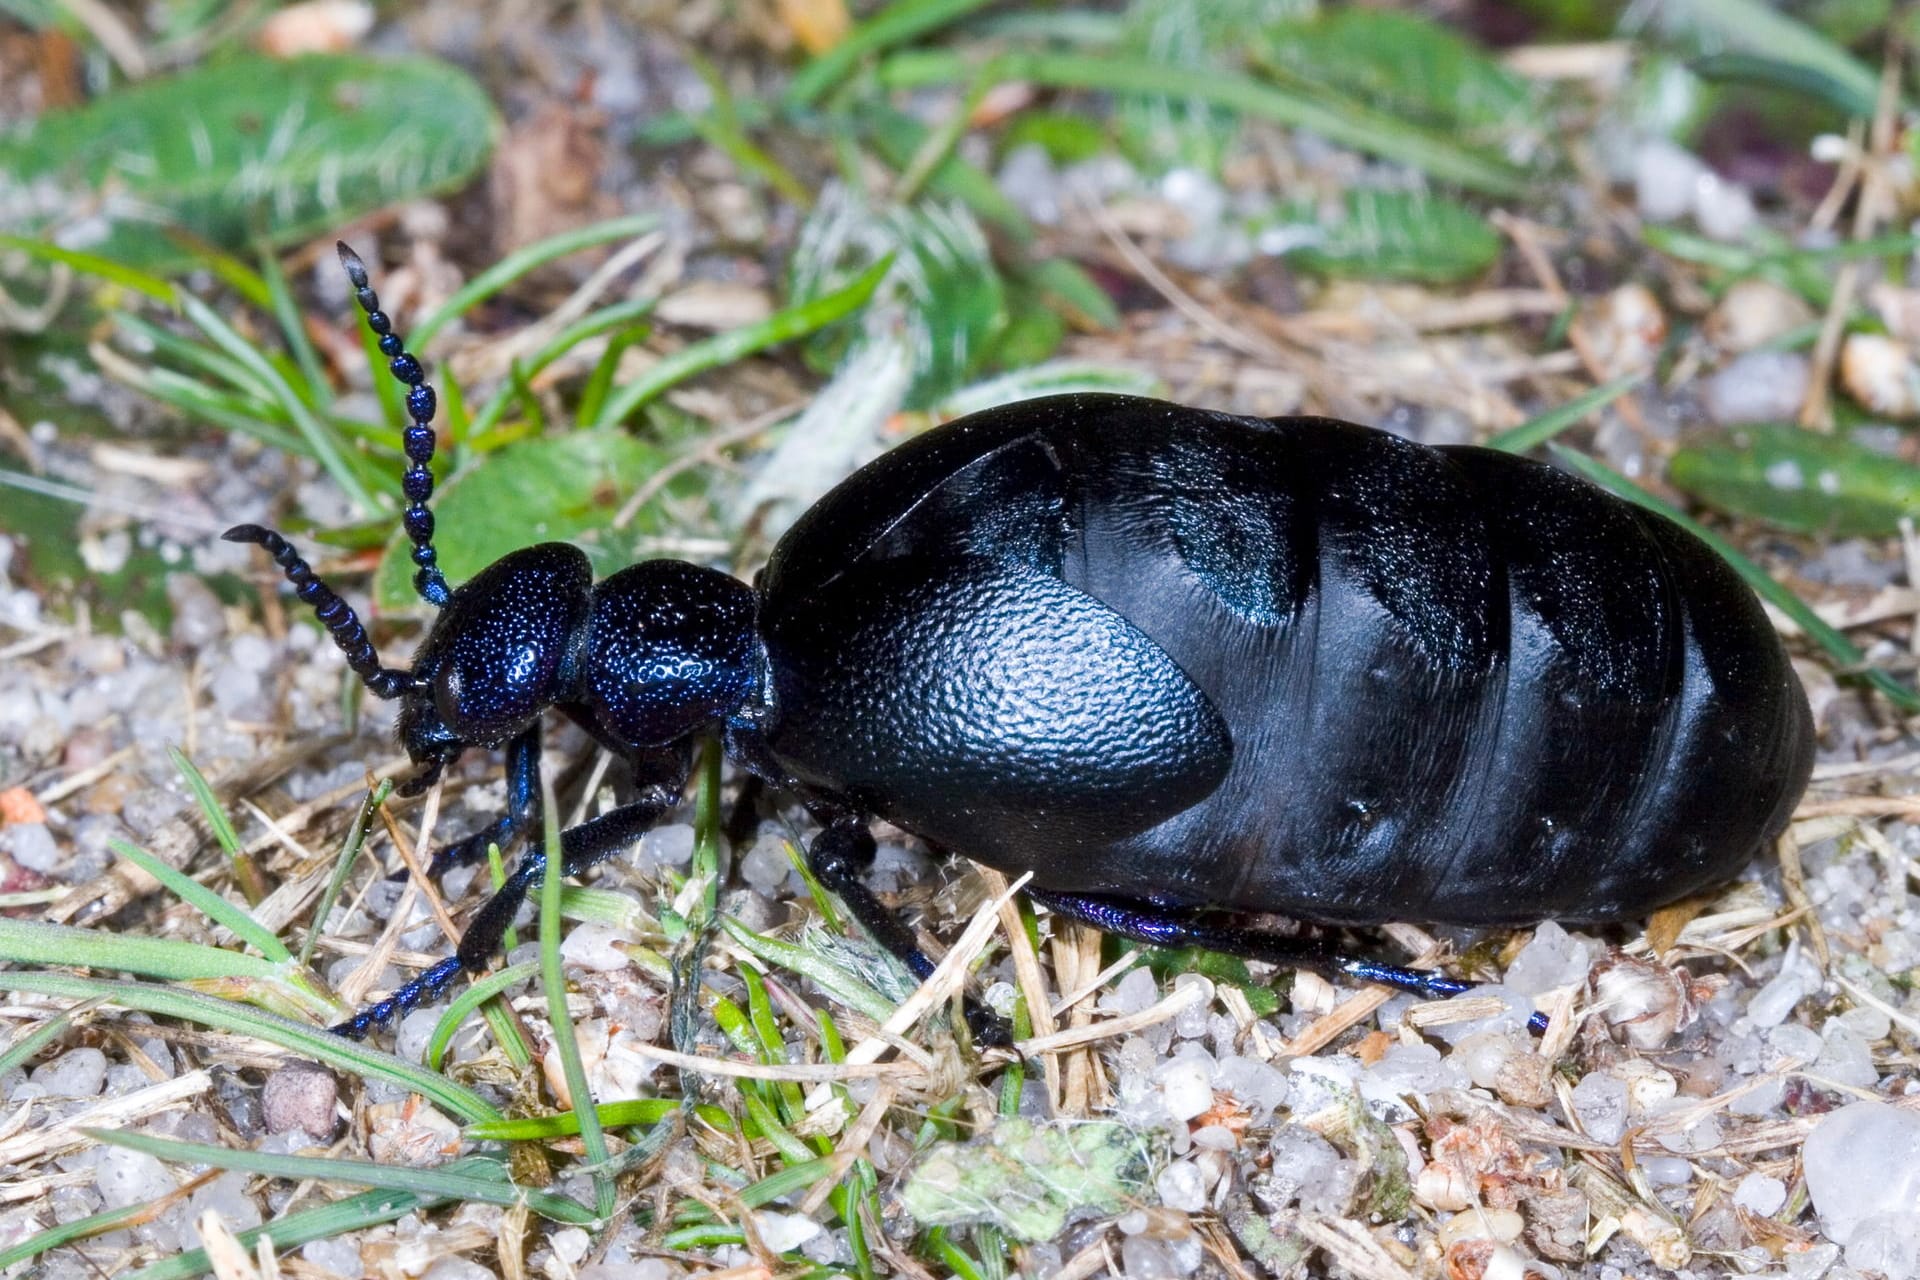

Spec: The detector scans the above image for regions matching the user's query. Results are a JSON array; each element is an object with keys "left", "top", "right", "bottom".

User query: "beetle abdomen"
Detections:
[{"left": 759, "top": 395, "right": 1813, "bottom": 927}]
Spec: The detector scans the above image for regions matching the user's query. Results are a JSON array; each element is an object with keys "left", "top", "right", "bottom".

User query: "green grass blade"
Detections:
[
  {"left": 166, "top": 746, "right": 269, "bottom": 905},
  {"left": 463, "top": 298, "right": 658, "bottom": 440},
  {"left": 180, "top": 292, "right": 382, "bottom": 515},
  {"left": 300, "top": 779, "right": 391, "bottom": 968},
  {"left": 539, "top": 769, "right": 613, "bottom": 1222},
  {"left": 589, "top": 256, "right": 894, "bottom": 428},
  {"left": 410, "top": 213, "right": 659, "bottom": 350},
  {"left": 0, "top": 971, "right": 500, "bottom": 1122},
  {"left": 109, "top": 839, "right": 288, "bottom": 961},
  {"left": 878, "top": 50, "right": 1528, "bottom": 196},
  {"left": 123, "top": 1175, "right": 465, "bottom": 1280},
  {"left": 467, "top": 1097, "right": 735, "bottom": 1141},
  {"left": 258, "top": 242, "right": 329, "bottom": 403},
  {"left": 0, "top": 918, "right": 281, "bottom": 981},
  {"left": 87, "top": 1129, "right": 595, "bottom": 1223},
  {"left": 786, "top": 0, "right": 996, "bottom": 107},
  {"left": 1485, "top": 374, "right": 1647, "bottom": 456},
  {"left": 427, "top": 959, "right": 539, "bottom": 1071},
  {"left": 0, "top": 1196, "right": 169, "bottom": 1270},
  {"left": 1549, "top": 445, "right": 1920, "bottom": 713},
  {"left": 0, "top": 233, "right": 178, "bottom": 302},
  {"left": 0, "top": 1000, "right": 94, "bottom": 1075}
]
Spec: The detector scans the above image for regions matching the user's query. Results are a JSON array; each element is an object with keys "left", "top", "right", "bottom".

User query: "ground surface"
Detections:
[{"left": 6, "top": 2, "right": 1920, "bottom": 1279}]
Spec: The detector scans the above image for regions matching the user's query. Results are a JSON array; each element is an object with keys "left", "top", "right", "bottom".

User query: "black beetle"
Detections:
[{"left": 229, "top": 245, "right": 1814, "bottom": 1040}]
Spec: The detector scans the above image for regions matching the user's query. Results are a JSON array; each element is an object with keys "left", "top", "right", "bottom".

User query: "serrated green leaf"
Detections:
[
  {"left": 1255, "top": 190, "right": 1501, "bottom": 284},
  {"left": 0, "top": 54, "right": 499, "bottom": 271},
  {"left": 373, "top": 431, "right": 691, "bottom": 609},
  {"left": 1670, "top": 424, "right": 1920, "bottom": 538}
]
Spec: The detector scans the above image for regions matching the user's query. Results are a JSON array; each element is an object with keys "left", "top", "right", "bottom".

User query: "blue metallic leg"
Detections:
[
  {"left": 333, "top": 780, "right": 681, "bottom": 1039},
  {"left": 1027, "top": 889, "right": 1551, "bottom": 1035}
]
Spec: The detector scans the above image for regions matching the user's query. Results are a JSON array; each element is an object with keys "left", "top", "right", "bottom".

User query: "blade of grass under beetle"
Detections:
[
  {"left": 1549, "top": 444, "right": 1920, "bottom": 712},
  {"left": 427, "top": 959, "right": 539, "bottom": 1071},
  {"left": 0, "top": 972, "right": 500, "bottom": 1122},
  {"left": 589, "top": 256, "right": 895, "bottom": 428},
  {"left": 86, "top": 1129, "right": 597, "bottom": 1223},
  {"left": 540, "top": 766, "right": 614, "bottom": 1222},
  {"left": 409, "top": 213, "right": 659, "bottom": 350},
  {"left": 1485, "top": 374, "right": 1647, "bottom": 456}
]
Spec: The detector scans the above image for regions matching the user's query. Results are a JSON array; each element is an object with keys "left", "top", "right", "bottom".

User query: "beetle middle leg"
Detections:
[
  {"left": 1028, "top": 889, "right": 1550, "bottom": 1034},
  {"left": 803, "top": 813, "right": 1012, "bottom": 1046}
]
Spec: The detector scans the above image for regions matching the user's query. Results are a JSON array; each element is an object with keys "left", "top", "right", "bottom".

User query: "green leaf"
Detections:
[
  {"left": 790, "top": 189, "right": 1007, "bottom": 407},
  {"left": 1670, "top": 424, "right": 1920, "bottom": 538},
  {"left": 1648, "top": 0, "right": 1886, "bottom": 119},
  {"left": 373, "top": 431, "right": 687, "bottom": 609},
  {"left": 0, "top": 54, "right": 499, "bottom": 271},
  {"left": 1255, "top": 9, "right": 1537, "bottom": 148},
  {"left": 108, "top": 838, "right": 288, "bottom": 962},
  {"left": 1256, "top": 190, "right": 1501, "bottom": 284},
  {"left": 898, "top": 1117, "right": 1150, "bottom": 1243}
]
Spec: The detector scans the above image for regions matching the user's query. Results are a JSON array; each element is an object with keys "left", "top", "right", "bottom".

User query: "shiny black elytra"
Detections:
[{"left": 229, "top": 244, "right": 1815, "bottom": 1041}]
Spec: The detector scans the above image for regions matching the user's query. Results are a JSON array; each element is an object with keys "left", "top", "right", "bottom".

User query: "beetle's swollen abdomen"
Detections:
[{"left": 756, "top": 395, "right": 1814, "bottom": 927}]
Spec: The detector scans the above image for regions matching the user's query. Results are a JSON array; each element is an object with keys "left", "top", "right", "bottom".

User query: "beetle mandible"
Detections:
[{"left": 227, "top": 244, "right": 1814, "bottom": 1040}]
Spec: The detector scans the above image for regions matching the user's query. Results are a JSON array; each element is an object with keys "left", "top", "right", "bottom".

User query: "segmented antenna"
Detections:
[
  {"left": 221, "top": 524, "right": 416, "bottom": 700},
  {"left": 336, "top": 241, "right": 450, "bottom": 609}
]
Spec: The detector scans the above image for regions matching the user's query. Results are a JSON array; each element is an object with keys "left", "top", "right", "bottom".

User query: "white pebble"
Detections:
[
  {"left": 1849, "top": 1211, "right": 1920, "bottom": 1280},
  {"left": 1643, "top": 1156, "right": 1691, "bottom": 1185},
  {"left": 1734, "top": 1173, "right": 1787, "bottom": 1216},
  {"left": 561, "top": 923, "right": 633, "bottom": 972},
  {"left": 1570, "top": 1072, "right": 1628, "bottom": 1144},
  {"left": 32, "top": 1048, "right": 107, "bottom": 1098},
  {"left": 1503, "top": 922, "right": 1594, "bottom": 995},
  {"left": 1160, "top": 1059, "right": 1213, "bottom": 1122},
  {"left": 1, "top": 823, "right": 60, "bottom": 873},
  {"left": 1704, "top": 352, "right": 1810, "bottom": 425},
  {"left": 1693, "top": 172, "right": 1757, "bottom": 241},
  {"left": 1806, "top": 1102, "right": 1920, "bottom": 1244},
  {"left": 94, "top": 1146, "right": 176, "bottom": 1208},
  {"left": 740, "top": 835, "right": 793, "bottom": 892},
  {"left": 1747, "top": 951, "right": 1816, "bottom": 1027},
  {"left": 1156, "top": 1159, "right": 1207, "bottom": 1213},
  {"left": 549, "top": 1227, "right": 591, "bottom": 1264},
  {"left": 754, "top": 1210, "right": 824, "bottom": 1254},
  {"left": 1635, "top": 139, "right": 1707, "bottom": 223},
  {"left": 636, "top": 824, "right": 695, "bottom": 870},
  {"left": 1102, "top": 966, "right": 1159, "bottom": 1016}
]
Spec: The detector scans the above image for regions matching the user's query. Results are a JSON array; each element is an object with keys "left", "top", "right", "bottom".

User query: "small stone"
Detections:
[
  {"left": 1643, "top": 1156, "right": 1691, "bottom": 1185},
  {"left": 1848, "top": 1212, "right": 1920, "bottom": 1280},
  {"left": 754, "top": 1210, "right": 824, "bottom": 1253},
  {"left": 94, "top": 1146, "right": 176, "bottom": 1208},
  {"left": 262, "top": 1064, "right": 337, "bottom": 1139},
  {"left": 1569, "top": 1071, "right": 1628, "bottom": 1144},
  {"left": 1703, "top": 352, "right": 1810, "bottom": 425},
  {"left": 1814, "top": 1023, "right": 1878, "bottom": 1088},
  {"left": 1841, "top": 334, "right": 1920, "bottom": 419},
  {"left": 302, "top": 1237, "right": 363, "bottom": 1277},
  {"left": 740, "top": 834, "right": 793, "bottom": 892},
  {"left": 549, "top": 1227, "right": 591, "bottom": 1264},
  {"left": 1707, "top": 280, "right": 1816, "bottom": 353},
  {"left": 1159, "top": 1059, "right": 1212, "bottom": 1123},
  {"left": 422, "top": 1260, "right": 494, "bottom": 1280},
  {"left": 636, "top": 823, "right": 695, "bottom": 870},
  {"left": 1102, "top": 966, "right": 1159, "bottom": 1016},
  {"left": 1504, "top": 922, "right": 1594, "bottom": 995},
  {"left": 1805, "top": 1102, "right": 1920, "bottom": 1244},
  {"left": 1634, "top": 139, "right": 1707, "bottom": 223},
  {"left": 1156, "top": 1160, "right": 1207, "bottom": 1213},
  {"left": 33, "top": 1048, "right": 106, "bottom": 1098},
  {"left": 1693, "top": 173, "right": 1756, "bottom": 241},
  {"left": 560, "top": 923, "right": 632, "bottom": 972},
  {"left": 1747, "top": 951, "right": 1816, "bottom": 1028},
  {"left": 1, "top": 823, "right": 59, "bottom": 874},
  {"left": 1734, "top": 1173, "right": 1787, "bottom": 1216}
]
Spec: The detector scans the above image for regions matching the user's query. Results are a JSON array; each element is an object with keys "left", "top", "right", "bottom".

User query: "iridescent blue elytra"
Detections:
[{"left": 227, "top": 246, "right": 1814, "bottom": 1042}]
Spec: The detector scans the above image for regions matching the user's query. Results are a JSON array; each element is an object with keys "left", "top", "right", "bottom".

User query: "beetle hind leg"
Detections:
[{"left": 1027, "top": 889, "right": 1550, "bottom": 1035}]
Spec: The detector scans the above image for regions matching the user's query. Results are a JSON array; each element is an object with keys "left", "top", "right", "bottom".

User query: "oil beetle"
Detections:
[{"left": 228, "top": 244, "right": 1814, "bottom": 1041}]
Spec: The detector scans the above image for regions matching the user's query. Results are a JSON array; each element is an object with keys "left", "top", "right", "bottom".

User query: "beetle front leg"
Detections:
[
  {"left": 388, "top": 725, "right": 544, "bottom": 885},
  {"left": 1028, "top": 889, "right": 1550, "bottom": 1034},
  {"left": 333, "top": 777, "right": 682, "bottom": 1039}
]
